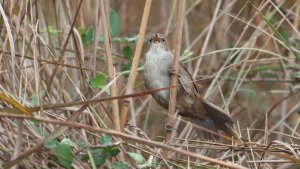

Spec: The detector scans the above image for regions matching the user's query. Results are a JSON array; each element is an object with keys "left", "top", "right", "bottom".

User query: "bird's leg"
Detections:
[
  {"left": 165, "top": 123, "right": 174, "bottom": 132},
  {"left": 169, "top": 68, "right": 181, "bottom": 78}
]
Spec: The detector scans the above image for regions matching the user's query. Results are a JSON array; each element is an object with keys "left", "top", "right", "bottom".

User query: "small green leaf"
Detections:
[
  {"left": 79, "top": 26, "right": 95, "bottom": 46},
  {"left": 112, "top": 35, "right": 139, "bottom": 43},
  {"left": 55, "top": 142, "right": 73, "bottom": 169},
  {"left": 29, "top": 90, "right": 45, "bottom": 106},
  {"left": 60, "top": 138, "right": 77, "bottom": 148},
  {"left": 127, "top": 152, "right": 144, "bottom": 164},
  {"left": 122, "top": 46, "right": 133, "bottom": 60},
  {"left": 90, "top": 74, "right": 106, "bottom": 88},
  {"left": 100, "top": 133, "right": 112, "bottom": 145},
  {"left": 89, "top": 74, "right": 110, "bottom": 95},
  {"left": 98, "top": 35, "right": 140, "bottom": 44},
  {"left": 122, "top": 63, "right": 132, "bottom": 72},
  {"left": 109, "top": 161, "right": 129, "bottom": 169},
  {"left": 29, "top": 95, "right": 38, "bottom": 106},
  {"left": 124, "top": 35, "right": 139, "bottom": 43},
  {"left": 291, "top": 71, "right": 300, "bottom": 79},
  {"left": 94, "top": 155, "right": 106, "bottom": 167},
  {"left": 109, "top": 8, "right": 120, "bottom": 36},
  {"left": 44, "top": 139, "right": 58, "bottom": 149},
  {"left": 102, "top": 146, "right": 120, "bottom": 157}
]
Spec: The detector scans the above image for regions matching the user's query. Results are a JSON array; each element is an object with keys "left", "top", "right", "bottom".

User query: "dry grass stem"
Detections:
[{"left": 1, "top": 1, "right": 300, "bottom": 168}]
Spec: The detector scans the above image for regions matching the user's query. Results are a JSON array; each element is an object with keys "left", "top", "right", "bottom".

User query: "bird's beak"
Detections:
[{"left": 153, "top": 35, "right": 160, "bottom": 43}]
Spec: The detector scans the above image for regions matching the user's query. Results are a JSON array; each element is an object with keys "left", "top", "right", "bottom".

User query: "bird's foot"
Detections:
[
  {"left": 165, "top": 124, "right": 174, "bottom": 132},
  {"left": 169, "top": 68, "right": 181, "bottom": 78}
]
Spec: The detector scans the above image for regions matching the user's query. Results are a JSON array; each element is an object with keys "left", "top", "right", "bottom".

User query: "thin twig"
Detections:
[{"left": 120, "top": 0, "right": 152, "bottom": 129}]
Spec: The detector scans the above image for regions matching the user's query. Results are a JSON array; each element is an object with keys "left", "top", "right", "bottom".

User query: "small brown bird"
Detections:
[{"left": 144, "top": 33, "right": 234, "bottom": 139}]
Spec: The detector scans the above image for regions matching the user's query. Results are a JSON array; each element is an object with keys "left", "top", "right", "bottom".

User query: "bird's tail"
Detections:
[{"left": 190, "top": 100, "right": 238, "bottom": 140}]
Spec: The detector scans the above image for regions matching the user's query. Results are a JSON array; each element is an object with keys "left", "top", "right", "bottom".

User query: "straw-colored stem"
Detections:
[
  {"left": 120, "top": 0, "right": 152, "bottom": 129},
  {"left": 100, "top": 0, "right": 121, "bottom": 132},
  {"left": 0, "top": 112, "right": 249, "bottom": 169},
  {"left": 162, "top": 0, "right": 185, "bottom": 168}
]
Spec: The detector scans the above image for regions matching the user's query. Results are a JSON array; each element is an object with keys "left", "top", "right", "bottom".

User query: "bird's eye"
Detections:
[
  {"left": 161, "top": 38, "right": 166, "bottom": 43},
  {"left": 148, "top": 38, "right": 153, "bottom": 44}
]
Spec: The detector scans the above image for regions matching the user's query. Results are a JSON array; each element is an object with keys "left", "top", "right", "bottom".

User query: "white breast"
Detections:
[{"left": 144, "top": 45, "right": 173, "bottom": 101}]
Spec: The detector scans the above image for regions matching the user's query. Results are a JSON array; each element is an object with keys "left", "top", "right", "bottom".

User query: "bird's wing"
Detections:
[
  {"left": 178, "top": 62, "right": 199, "bottom": 95},
  {"left": 164, "top": 52, "right": 199, "bottom": 95},
  {"left": 164, "top": 52, "right": 198, "bottom": 96}
]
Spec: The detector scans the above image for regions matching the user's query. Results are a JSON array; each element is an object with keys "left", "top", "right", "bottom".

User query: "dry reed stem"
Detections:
[
  {"left": 162, "top": 0, "right": 185, "bottom": 168},
  {"left": 10, "top": 120, "right": 24, "bottom": 169},
  {"left": 46, "top": 0, "right": 84, "bottom": 93},
  {"left": 99, "top": 0, "right": 122, "bottom": 160},
  {"left": 0, "top": 2, "right": 16, "bottom": 92},
  {"left": 0, "top": 113, "right": 248, "bottom": 169},
  {"left": 2, "top": 105, "right": 88, "bottom": 168},
  {"left": 120, "top": 0, "right": 152, "bottom": 129},
  {"left": 192, "top": 0, "right": 222, "bottom": 79},
  {"left": 92, "top": 0, "right": 100, "bottom": 76},
  {"left": 1, "top": 1, "right": 300, "bottom": 168},
  {"left": 99, "top": 0, "right": 120, "bottom": 132}
]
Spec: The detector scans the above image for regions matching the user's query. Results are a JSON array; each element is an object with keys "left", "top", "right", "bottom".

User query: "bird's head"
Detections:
[{"left": 147, "top": 33, "right": 168, "bottom": 51}]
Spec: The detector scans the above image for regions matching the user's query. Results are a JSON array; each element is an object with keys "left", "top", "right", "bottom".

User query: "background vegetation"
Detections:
[{"left": 0, "top": 0, "right": 299, "bottom": 168}]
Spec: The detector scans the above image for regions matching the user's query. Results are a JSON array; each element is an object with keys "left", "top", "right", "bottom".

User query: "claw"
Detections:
[
  {"left": 165, "top": 124, "right": 174, "bottom": 132},
  {"left": 169, "top": 69, "right": 180, "bottom": 78}
]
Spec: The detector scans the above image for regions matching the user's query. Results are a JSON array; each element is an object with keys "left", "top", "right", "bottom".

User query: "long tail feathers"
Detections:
[{"left": 191, "top": 100, "right": 238, "bottom": 140}]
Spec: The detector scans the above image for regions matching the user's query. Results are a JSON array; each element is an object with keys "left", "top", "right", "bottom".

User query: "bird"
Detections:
[{"left": 143, "top": 33, "right": 234, "bottom": 140}]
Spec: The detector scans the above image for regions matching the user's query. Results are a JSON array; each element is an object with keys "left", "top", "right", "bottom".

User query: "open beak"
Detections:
[{"left": 153, "top": 35, "right": 160, "bottom": 43}]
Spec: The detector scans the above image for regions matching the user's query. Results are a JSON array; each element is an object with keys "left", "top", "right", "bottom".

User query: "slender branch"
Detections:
[
  {"left": 100, "top": 0, "right": 121, "bottom": 132},
  {"left": 120, "top": 0, "right": 152, "bottom": 129},
  {"left": 162, "top": 0, "right": 185, "bottom": 167},
  {"left": 100, "top": 0, "right": 122, "bottom": 160}
]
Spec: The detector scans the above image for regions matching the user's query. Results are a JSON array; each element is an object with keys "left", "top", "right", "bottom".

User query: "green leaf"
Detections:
[
  {"left": 100, "top": 133, "right": 112, "bottom": 145},
  {"left": 112, "top": 35, "right": 139, "bottom": 43},
  {"left": 109, "top": 8, "right": 120, "bottom": 36},
  {"left": 102, "top": 146, "right": 120, "bottom": 157},
  {"left": 60, "top": 138, "right": 77, "bottom": 148},
  {"left": 98, "top": 35, "right": 140, "bottom": 44},
  {"left": 127, "top": 152, "right": 144, "bottom": 164},
  {"left": 90, "top": 74, "right": 106, "bottom": 88},
  {"left": 43, "top": 139, "right": 58, "bottom": 149},
  {"left": 122, "top": 46, "right": 133, "bottom": 60},
  {"left": 94, "top": 155, "right": 106, "bottom": 167},
  {"left": 89, "top": 74, "right": 110, "bottom": 95},
  {"left": 55, "top": 142, "right": 73, "bottom": 169},
  {"left": 29, "top": 90, "right": 45, "bottom": 106},
  {"left": 79, "top": 26, "right": 95, "bottom": 46},
  {"left": 121, "top": 63, "right": 132, "bottom": 72},
  {"left": 29, "top": 95, "right": 38, "bottom": 106},
  {"left": 109, "top": 162, "right": 129, "bottom": 169},
  {"left": 87, "top": 149, "right": 97, "bottom": 169}
]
